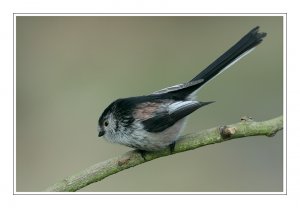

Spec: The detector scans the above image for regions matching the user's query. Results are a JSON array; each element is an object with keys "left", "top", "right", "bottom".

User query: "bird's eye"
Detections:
[{"left": 104, "top": 120, "right": 109, "bottom": 127}]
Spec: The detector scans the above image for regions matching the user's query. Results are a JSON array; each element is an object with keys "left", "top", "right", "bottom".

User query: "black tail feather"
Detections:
[{"left": 190, "top": 26, "right": 267, "bottom": 85}]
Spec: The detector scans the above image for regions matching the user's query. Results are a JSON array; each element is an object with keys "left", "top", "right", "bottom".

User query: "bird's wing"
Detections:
[{"left": 141, "top": 100, "right": 202, "bottom": 132}]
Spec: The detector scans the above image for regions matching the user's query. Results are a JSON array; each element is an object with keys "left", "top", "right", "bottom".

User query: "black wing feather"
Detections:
[{"left": 142, "top": 101, "right": 213, "bottom": 132}]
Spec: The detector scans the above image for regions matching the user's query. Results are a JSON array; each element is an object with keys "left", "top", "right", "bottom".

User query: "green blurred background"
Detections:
[{"left": 16, "top": 16, "right": 283, "bottom": 192}]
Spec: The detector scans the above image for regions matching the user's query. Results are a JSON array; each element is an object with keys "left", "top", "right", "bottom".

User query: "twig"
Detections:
[{"left": 45, "top": 115, "right": 283, "bottom": 192}]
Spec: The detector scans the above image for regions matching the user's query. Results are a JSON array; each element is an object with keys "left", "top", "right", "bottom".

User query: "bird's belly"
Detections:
[{"left": 125, "top": 119, "right": 187, "bottom": 151}]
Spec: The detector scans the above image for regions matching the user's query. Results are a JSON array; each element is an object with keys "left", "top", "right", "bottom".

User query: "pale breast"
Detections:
[{"left": 129, "top": 119, "right": 187, "bottom": 151}]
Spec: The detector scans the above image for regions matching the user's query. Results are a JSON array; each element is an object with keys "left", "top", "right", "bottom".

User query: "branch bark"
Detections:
[{"left": 45, "top": 115, "right": 283, "bottom": 192}]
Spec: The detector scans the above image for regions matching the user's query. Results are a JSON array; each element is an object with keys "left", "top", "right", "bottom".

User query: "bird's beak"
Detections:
[{"left": 98, "top": 129, "right": 105, "bottom": 137}]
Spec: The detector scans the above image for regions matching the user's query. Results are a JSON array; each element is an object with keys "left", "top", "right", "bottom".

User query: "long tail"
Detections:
[{"left": 190, "top": 26, "right": 267, "bottom": 85}]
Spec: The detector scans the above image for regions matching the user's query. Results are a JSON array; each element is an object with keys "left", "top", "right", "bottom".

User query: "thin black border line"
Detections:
[
  {"left": 13, "top": 13, "right": 15, "bottom": 195},
  {"left": 15, "top": 193, "right": 286, "bottom": 195},
  {"left": 13, "top": 12, "right": 285, "bottom": 14},
  {"left": 13, "top": 13, "right": 287, "bottom": 195},
  {"left": 285, "top": 13, "right": 288, "bottom": 195}
]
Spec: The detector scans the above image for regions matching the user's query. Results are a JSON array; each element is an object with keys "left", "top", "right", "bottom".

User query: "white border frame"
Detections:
[{"left": 13, "top": 13, "right": 287, "bottom": 195}]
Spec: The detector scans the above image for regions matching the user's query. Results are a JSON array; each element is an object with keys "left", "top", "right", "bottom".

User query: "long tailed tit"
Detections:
[{"left": 97, "top": 26, "right": 267, "bottom": 151}]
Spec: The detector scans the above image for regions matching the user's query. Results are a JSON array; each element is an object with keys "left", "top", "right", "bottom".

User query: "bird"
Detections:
[{"left": 97, "top": 26, "right": 267, "bottom": 151}]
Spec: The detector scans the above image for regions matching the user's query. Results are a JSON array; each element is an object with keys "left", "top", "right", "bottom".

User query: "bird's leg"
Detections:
[{"left": 169, "top": 141, "right": 176, "bottom": 154}]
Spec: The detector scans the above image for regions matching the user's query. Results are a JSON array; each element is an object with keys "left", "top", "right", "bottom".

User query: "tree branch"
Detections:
[{"left": 45, "top": 115, "right": 283, "bottom": 192}]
